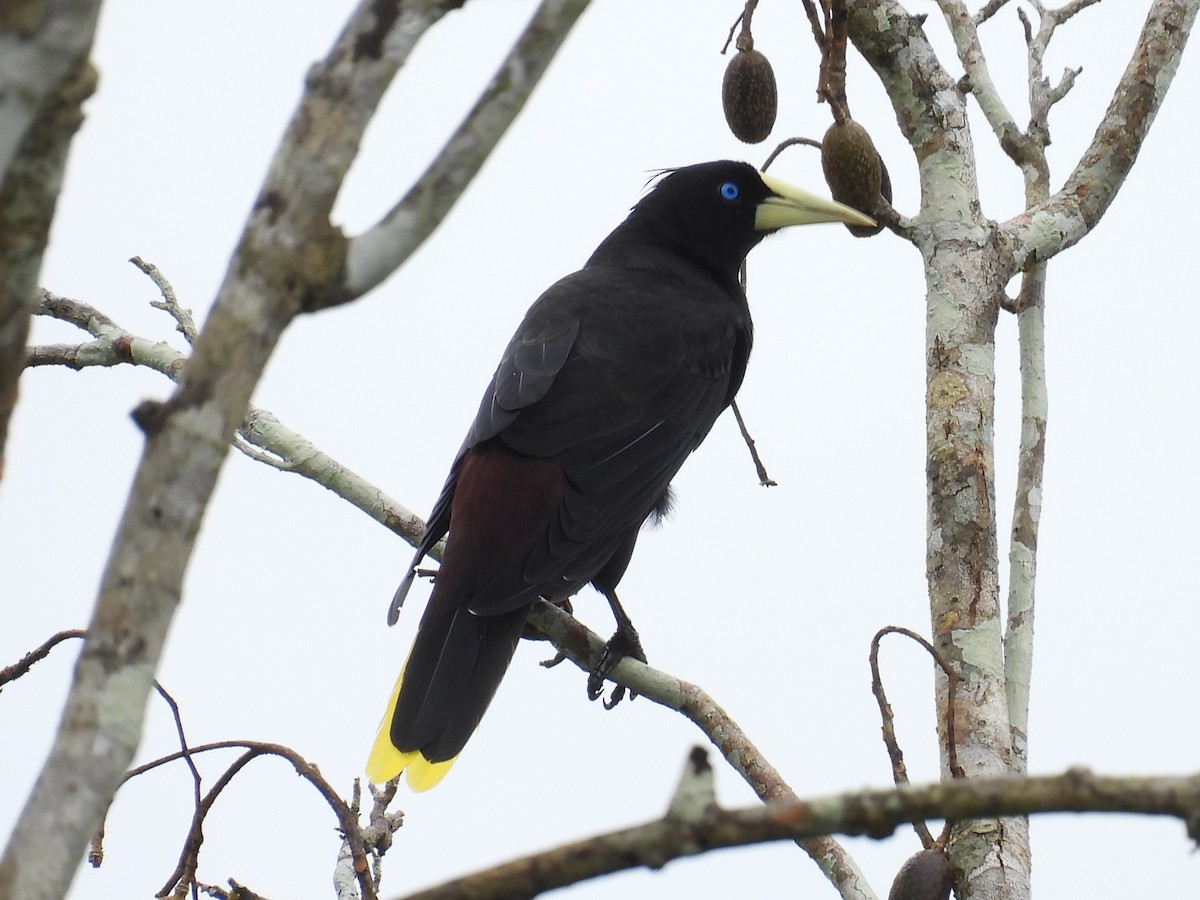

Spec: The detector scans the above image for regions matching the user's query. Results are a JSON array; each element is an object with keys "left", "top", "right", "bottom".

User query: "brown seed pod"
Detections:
[
  {"left": 821, "top": 117, "right": 891, "bottom": 237},
  {"left": 887, "top": 849, "right": 956, "bottom": 900},
  {"left": 722, "top": 47, "right": 778, "bottom": 144}
]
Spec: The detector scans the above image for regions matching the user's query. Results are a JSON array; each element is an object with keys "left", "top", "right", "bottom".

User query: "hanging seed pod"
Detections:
[
  {"left": 821, "top": 117, "right": 890, "bottom": 237},
  {"left": 887, "top": 849, "right": 956, "bottom": 900},
  {"left": 722, "top": 40, "right": 778, "bottom": 144}
]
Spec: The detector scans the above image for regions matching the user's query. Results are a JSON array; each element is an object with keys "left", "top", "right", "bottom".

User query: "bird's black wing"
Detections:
[
  {"left": 464, "top": 264, "right": 748, "bottom": 614},
  {"left": 393, "top": 263, "right": 747, "bottom": 622},
  {"left": 387, "top": 297, "right": 581, "bottom": 624}
]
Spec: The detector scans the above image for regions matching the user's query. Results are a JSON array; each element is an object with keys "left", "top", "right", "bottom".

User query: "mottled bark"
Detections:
[
  {"left": 845, "top": 1, "right": 1197, "bottom": 897},
  {"left": 0, "top": 0, "right": 101, "bottom": 481}
]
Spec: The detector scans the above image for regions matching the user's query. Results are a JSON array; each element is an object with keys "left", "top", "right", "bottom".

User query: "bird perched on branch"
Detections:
[{"left": 367, "top": 161, "right": 873, "bottom": 790}]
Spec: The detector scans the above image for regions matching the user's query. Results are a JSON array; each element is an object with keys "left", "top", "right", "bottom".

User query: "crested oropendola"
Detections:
[{"left": 367, "top": 161, "right": 874, "bottom": 790}]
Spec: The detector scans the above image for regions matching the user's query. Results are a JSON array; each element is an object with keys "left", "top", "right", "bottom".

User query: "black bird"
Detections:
[{"left": 367, "top": 161, "right": 873, "bottom": 790}]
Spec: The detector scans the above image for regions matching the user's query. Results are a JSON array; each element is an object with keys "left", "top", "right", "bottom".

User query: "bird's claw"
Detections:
[
  {"left": 540, "top": 649, "right": 568, "bottom": 669},
  {"left": 587, "top": 626, "right": 647, "bottom": 709}
]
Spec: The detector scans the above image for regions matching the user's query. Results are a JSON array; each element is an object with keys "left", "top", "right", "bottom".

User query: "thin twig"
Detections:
[
  {"left": 761, "top": 136, "right": 823, "bottom": 172},
  {"left": 869, "top": 626, "right": 964, "bottom": 850},
  {"left": 799, "top": 0, "right": 827, "bottom": 52},
  {"left": 150, "top": 682, "right": 205, "bottom": 899},
  {"left": 974, "top": 0, "right": 1011, "bottom": 26},
  {"left": 731, "top": 400, "right": 776, "bottom": 486},
  {"left": 157, "top": 750, "right": 258, "bottom": 898},
  {"left": 721, "top": 13, "right": 743, "bottom": 54},
  {"left": 871, "top": 627, "right": 964, "bottom": 782},
  {"left": 134, "top": 741, "right": 380, "bottom": 900},
  {"left": 0, "top": 628, "right": 86, "bottom": 689},
  {"left": 822, "top": 0, "right": 850, "bottom": 120},
  {"left": 720, "top": 3, "right": 753, "bottom": 54},
  {"left": 869, "top": 631, "right": 935, "bottom": 849},
  {"left": 131, "top": 255, "right": 198, "bottom": 344}
]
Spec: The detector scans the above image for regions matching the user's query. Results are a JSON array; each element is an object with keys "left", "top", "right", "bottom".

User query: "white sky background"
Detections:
[{"left": 2, "top": 1, "right": 1198, "bottom": 897}]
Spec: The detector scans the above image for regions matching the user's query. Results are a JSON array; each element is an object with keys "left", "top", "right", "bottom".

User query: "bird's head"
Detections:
[{"left": 614, "top": 160, "right": 875, "bottom": 280}]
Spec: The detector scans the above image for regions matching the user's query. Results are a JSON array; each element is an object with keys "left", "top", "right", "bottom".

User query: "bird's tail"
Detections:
[{"left": 366, "top": 597, "right": 528, "bottom": 791}]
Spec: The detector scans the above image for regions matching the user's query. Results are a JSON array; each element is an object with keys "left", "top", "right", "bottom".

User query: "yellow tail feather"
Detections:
[{"left": 365, "top": 666, "right": 458, "bottom": 791}]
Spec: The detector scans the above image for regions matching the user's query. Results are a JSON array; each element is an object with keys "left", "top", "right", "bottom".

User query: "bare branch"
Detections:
[
  {"left": 131, "top": 256, "right": 198, "bottom": 345},
  {"left": 799, "top": 0, "right": 827, "bottom": 52},
  {"left": 108, "top": 740, "right": 386, "bottom": 900},
  {"left": 397, "top": 767, "right": 1200, "bottom": 900},
  {"left": 343, "top": 0, "right": 592, "bottom": 300},
  {"left": 974, "top": 0, "right": 1011, "bottom": 26},
  {"left": 937, "top": 0, "right": 1038, "bottom": 171},
  {"left": 730, "top": 400, "right": 776, "bottom": 486},
  {"left": 0, "top": 629, "right": 86, "bottom": 689},
  {"left": 28, "top": 288, "right": 431, "bottom": 550},
  {"left": 1003, "top": 0, "right": 1199, "bottom": 268},
  {"left": 1003, "top": 268, "right": 1048, "bottom": 774},
  {"left": 845, "top": 1, "right": 963, "bottom": 163},
  {"left": 1057, "top": 0, "right": 1103, "bottom": 23},
  {"left": 1021, "top": 0, "right": 1097, "bottom": 148},
  {"left": 527, "top": 601, "right": 879, "bottom": 900},
  {"left": 847, "top": 4, "right": 1029, "bottom": 891},
  {"left": 0, "top": 1, "right": 101, "bottom": 178},
  {"left": 1046, "top": 65, "right": 1082, "bottom": 106},
  {"left": 0, "top": 26, "right": 98, "bottom": 479}
]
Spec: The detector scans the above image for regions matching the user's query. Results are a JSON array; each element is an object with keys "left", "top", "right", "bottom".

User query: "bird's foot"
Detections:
[{"left": 587, "top": 624, "right": 647, "bottom": 710}]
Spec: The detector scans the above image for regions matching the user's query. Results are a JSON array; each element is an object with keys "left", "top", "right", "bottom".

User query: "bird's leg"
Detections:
[{"left": 588, "top": 588, "right": 647, "bottom": 709}]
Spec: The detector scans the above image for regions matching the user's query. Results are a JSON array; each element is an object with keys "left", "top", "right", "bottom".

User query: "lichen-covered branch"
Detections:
[
  {"left": 528, "top": 601, "right": 879, "bottom": 900},
  {"left": 397, "top": 766, "right": 1200, "bottom": 900},
  {"left": 0, "top": 0, "right": 100, "bottom": 480},
  {"left": 27, "top": 288, "right": 430, "bottom": 549},
  {"left": 1002, "top": 0, "right": 1198, "bottom": 269},
  {"left": 342, "top": 0, "right": 593, "bottom": 300},
  {"left": 0, "top": 0, "right": 102, "bottom": 179},
  {"left": 937, "top": 0, "right": 1028, "bottom": 162},
  {"left": 845, "top": 0, "right": 963, "bottom": 168},
  {"left": 1004, "top": 270, "right": 1046, "bottom": 775}
]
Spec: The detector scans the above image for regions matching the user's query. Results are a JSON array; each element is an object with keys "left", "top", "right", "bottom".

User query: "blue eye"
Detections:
[{"left": 719, "top": 181, "right": 740, "bottom": 201}]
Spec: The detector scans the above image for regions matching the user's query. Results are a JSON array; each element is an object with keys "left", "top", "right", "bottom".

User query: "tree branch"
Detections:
[
  {"left": 0, "top": 629, "right": 86, "bottom": 689},
  {"left": 342, "top": 0, "right": 593, "bottom": 300},
  {"left": 27, "top": 287, "right": 431, "bottom": 550},
  {"left": 527, "top": 601, "right": 879, "bottom": 900},
  {"left": 0, "top": 0, "right": 101, "bottom": 179},
  {"left": 936, "top": 0, "right": 1033, "bottom": 169},
  {"left": 396, "top": 763, "right": 1200, "bottom": 900},
  {"left": 1003, "top": 269, "right": 1046, "bottom": 776},
  {"left": 845, "top": 1, "right": 963, "bottom": 169},
  {"left": 1002, "top": 0, "right": 1199, "bottom": 269},
  {"left": 0, "top": 4, "right": 99, "bottom": 480}
]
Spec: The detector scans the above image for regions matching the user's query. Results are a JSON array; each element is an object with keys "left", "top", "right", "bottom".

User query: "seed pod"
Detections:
[
  {"left": 722, "top": 46, "right": 778, "bottom": 144},
  {"left": 821, "top": 117, "right": 890, "bottom": 237},
  {"left": 887, "top": 849, "right": 955, "bottom": 900}
]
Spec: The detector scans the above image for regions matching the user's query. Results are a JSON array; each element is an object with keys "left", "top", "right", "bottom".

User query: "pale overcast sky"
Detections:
[{"left": 3, "top": 2, "right": 1198, "bottom": 898}]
